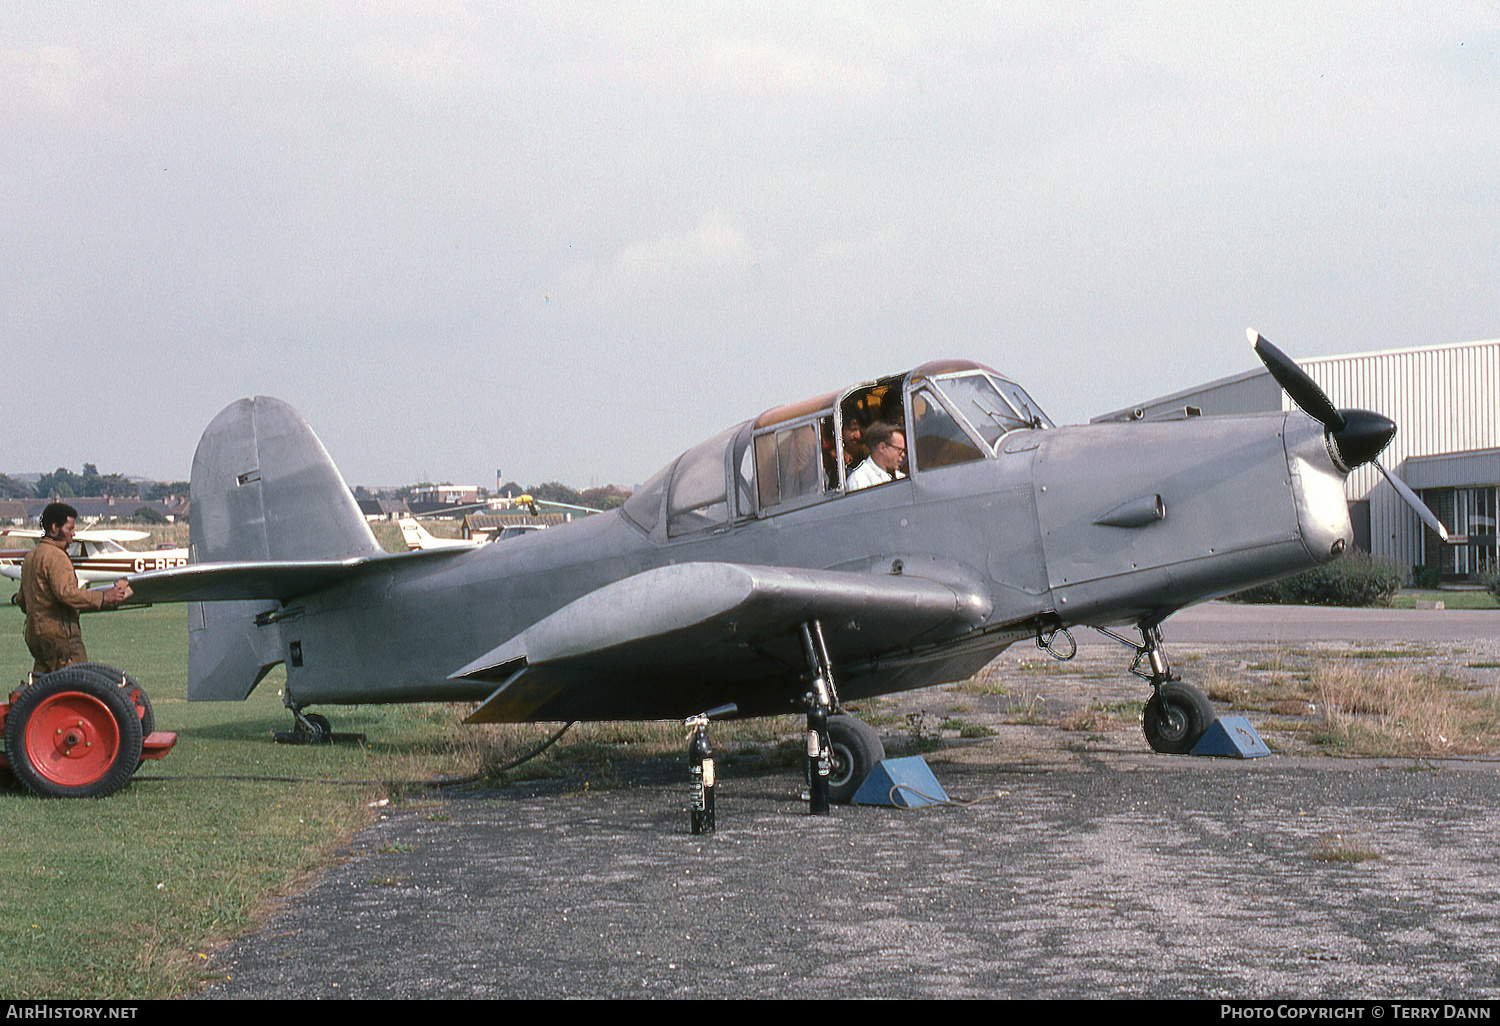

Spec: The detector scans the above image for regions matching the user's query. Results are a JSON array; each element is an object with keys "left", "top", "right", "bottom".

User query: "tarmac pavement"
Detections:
[{"left": 191, "top": 602, "right": 1500, "bottom": 1000}]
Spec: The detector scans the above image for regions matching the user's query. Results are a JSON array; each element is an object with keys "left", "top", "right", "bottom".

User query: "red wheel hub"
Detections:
[{"left": 22, "top": 691, "right": 121, "bottom": 787}]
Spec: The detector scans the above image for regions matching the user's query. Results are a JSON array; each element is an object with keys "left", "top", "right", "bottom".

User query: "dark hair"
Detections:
[
  {"left": 862, "top": 420, "right": 904, "bottom": 451},
  {"left": 41, "top": 502, "right": 78, "bottom": 533}
]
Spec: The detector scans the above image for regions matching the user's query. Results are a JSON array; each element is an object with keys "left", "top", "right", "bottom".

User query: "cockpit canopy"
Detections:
[{"left": 621, "top": 360, "right": 1051, "bottom": 538}]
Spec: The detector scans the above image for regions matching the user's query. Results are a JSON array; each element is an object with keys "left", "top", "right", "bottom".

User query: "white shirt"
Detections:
[{"left": 847, "top": 457, "right": 904, "bottom": 491}]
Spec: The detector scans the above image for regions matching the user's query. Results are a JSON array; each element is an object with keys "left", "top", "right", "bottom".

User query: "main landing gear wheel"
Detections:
[
  {"left": 3, "top": 668, "right": 144, "bottom": 798},
  {"left": 1142, "top": 682, "right": 1215, "bottom": 755},
  {"left": 826, "top": 714, "right": 885, "bottom": 804}
]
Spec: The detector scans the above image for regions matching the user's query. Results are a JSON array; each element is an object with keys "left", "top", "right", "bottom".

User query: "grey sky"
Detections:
[{"left": 4, "top": 3, "right": 1497, "bottom": 491}]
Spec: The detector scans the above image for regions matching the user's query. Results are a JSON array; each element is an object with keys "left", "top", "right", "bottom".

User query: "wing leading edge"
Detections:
[{"left": 453, "top": 561, "right": 997, "bottom": 723}]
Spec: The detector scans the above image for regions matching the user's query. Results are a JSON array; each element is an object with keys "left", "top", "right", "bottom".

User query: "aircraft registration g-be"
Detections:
[
  {"left": 1, "top": 528, "right": 189, "bottom": 587},
  {"left": 115, "top": 330, "right": 1429, "bottom": 801}
]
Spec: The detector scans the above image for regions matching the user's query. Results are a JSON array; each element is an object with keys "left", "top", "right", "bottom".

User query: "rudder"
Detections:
[{"left": 190, "top": 396, "right": 382, "bottom": 564}]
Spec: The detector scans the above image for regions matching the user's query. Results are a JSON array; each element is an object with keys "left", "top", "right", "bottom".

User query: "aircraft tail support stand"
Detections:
[{"left": 685, "top": 703, "right": 735, "bottom": 835}]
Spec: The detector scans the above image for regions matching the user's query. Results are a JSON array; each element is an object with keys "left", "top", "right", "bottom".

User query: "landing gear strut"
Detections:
[
  {"left": 799, "top": 620, "right": 885, "bottom": 806},
  {"left": 1099, "top": 624, "right": 1216, "bottom": 755}
]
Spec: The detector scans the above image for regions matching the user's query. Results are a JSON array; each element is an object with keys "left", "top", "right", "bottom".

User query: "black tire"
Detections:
[
  {"left": 826, "top": 714, "right": 885, "bottom": 804},
  {"left": 303, "top": 713, "right": 332, "bottom": 744},
  {"left": 69, "top": 662, "right": 154, "bottom": 736},
  {"left": 3, "top": 668, "right": 144, "bottom": 798},
  {"left": 1142, "top": 682, "right": 1215, "bottom": 755}
]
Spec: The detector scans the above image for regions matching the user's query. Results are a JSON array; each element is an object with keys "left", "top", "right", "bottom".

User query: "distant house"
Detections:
[
  {"left": 462, "top": 512, "right": 569, "bottom": 539},
  {"left": 411, "top": 485, "right": 480, "bottom": 505},
  {"left": 0, "top": 500, "right": 31, "bottom": 527},
  {"left": 358, "top": 497, "right": 412, "bottom": 522}
]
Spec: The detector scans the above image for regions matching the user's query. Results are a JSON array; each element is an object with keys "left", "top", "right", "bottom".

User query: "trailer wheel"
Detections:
[
  {"left": 69, "top": 662, "right": 154, "bottom": 736},
  {"left": 2, "top": 668, "right": 144, "bottom": 798}
]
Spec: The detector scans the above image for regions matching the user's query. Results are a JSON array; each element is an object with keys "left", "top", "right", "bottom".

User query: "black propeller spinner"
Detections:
[{"left": 1248, "top": 329, "right": 1395, "bottom": 473}]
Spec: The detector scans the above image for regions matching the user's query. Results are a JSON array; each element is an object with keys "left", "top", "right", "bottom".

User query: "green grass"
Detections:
[
  {"left": 0, "top": 596, "right": 803, "bottom": 998},
  {"left": 1390, "top": 589, "right": 1499, "bottom": 610},
  {"left": 1306, "top": 831, "right": 1380, "bottom": 864},
  {"left": 0, "top": 602, "right": 547, "bottom": 999}
]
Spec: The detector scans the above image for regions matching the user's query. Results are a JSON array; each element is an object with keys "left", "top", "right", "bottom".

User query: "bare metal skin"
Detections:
[{"left": 122, "top": 334, "right": 1421, "bottom": 770}]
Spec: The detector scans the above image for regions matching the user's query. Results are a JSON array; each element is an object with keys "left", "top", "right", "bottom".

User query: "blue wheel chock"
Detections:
[
  {"left": 1190, "top": 715, "right": 1270, "bottom": 758},
  {"left": 852, "top": 756, "right": 951, "bottom": 807}
]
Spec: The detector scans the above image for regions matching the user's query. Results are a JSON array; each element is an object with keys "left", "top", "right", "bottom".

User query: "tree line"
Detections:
[
  {"left": 4, "top": 465, "right": 630, "bottom": 512},
  {"left": 0, "top": 465, "right": 189, "bottom": 501},
  {"left": 524, "top": 482, "right": 630, "bottom": 510}
]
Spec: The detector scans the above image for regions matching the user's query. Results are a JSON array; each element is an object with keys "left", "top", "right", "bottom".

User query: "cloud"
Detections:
[
  {"left": 558, "top": 208, "right": 773, "bottom": 306},
  {"left": 0, "top": 43, "right": 91, "bottom": 112}
]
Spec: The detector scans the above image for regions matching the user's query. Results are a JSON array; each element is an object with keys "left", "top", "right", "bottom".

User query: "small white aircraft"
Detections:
[
  {"left": 398, "top": 517, "right": 480, "bottom": 551},
  {"left": 399, "top": 516, "right": 549, "bottom": 550},
  {"left": 0, "top": 528, "right": 189, "bottom": 586}
]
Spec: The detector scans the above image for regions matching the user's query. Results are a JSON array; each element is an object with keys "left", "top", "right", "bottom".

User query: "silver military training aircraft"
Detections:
[{"left": 120, "top": 331, "right": 1437, "bottom": 801}]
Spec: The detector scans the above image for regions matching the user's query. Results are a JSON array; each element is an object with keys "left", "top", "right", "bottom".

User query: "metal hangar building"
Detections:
[{"left": 1094, "top": 337, "right": 1500, "bottom": 584}]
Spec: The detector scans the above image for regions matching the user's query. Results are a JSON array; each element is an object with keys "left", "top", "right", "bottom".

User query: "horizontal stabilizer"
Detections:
[
  {"left": 121, "top": 546, "right": 469, "bottom": 605},
  {"left": 455, "top": 561, "right": 993, "bottom": 722}
]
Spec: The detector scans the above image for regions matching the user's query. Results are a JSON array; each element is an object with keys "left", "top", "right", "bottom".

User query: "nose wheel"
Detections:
[
  {"left": 1096, "top": 624, "right": 1217, "bottom": 755},
  {"left": 1142, "top": 681, "right": 1215, "bottom": 755}
]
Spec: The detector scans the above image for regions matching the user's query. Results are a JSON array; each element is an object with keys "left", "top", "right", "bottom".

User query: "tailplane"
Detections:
[{"left": 188, "top": 397, "right": 381, "bottom": 700}]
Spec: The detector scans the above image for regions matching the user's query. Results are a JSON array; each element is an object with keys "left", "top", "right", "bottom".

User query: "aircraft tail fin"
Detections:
[
  {"left": 187, "top": 396, "right": 382, "bottom": 700},
  {"left": 399, "top": 517, "right": 435, "bottom": 551},
  {"left": 190, "top": 396, "right": 382, "bottom": 565}
]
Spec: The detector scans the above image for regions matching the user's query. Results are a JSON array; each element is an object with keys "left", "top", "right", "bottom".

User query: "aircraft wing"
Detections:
[
  {"left": 120, "top": 546, "right": 471, "bottom": 604},
  {"left": 0, "top": 528, "right": 150, "bottom": 543},
  {"left": 451, "top": 561, "right": 998, "bottom": 723}
]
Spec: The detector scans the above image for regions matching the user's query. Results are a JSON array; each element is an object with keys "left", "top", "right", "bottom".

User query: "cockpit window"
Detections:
[
  {"left": 990, "top": 376, "right": 1053, "bottom": 430},
  {"left": 910, "top": 386, "right": 985, "bottom": 470},
  {"left": 629, "top": 363, "right": 1049, "bottom": 533},
  {"left": 665, "top": 425, "right": 736, "bottom": 537},
  {"left": 620, "top": 459, "right": 672, "bottom": 534},
  {"left": 753, "top": 415, "right": 834, "bottom": 511},
  {"left": 930, "top": 372, "right": 1051, "bottom": 450}
]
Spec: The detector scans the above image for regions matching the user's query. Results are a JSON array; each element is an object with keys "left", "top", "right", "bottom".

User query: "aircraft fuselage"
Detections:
[{"left": 267, "top": 406, "right": 1349, "bottom": 720}]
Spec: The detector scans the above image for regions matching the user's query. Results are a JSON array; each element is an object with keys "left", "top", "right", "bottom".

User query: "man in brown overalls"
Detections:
[{"left": 14, "top": 502, "right": 133, "bottom": 674}]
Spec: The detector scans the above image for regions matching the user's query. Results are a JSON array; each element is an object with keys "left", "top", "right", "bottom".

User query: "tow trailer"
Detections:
[{"left": 1, "top": 664, "right": 177, "bottom": 798}]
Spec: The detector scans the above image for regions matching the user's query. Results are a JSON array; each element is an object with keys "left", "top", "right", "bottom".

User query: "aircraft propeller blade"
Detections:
[
  {"left": 1248, "top": 329, "right": 1345, "bottom": 431},
  {"left": 1375, "top": 461, "right": 1450, "bottom": 543},
  {"left": 1248, "top": 328, "right": 1395, "bottom": 472}
]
